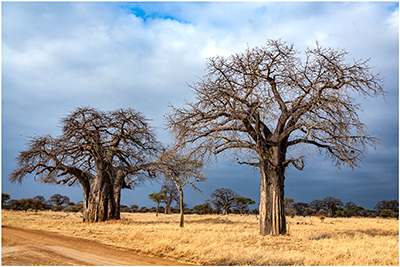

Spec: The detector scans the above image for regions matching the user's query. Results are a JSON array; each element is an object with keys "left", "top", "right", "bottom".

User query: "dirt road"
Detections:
[{"left": 2, "top": 226, "right": 189, "bottom": 266}]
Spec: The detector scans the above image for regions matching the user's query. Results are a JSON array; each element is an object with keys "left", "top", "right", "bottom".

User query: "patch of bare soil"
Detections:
[{"left": 1, "top": 226, "right": 189, "bottom": 266}]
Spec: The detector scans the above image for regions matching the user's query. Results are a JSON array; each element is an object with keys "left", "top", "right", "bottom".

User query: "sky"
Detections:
[{"left": 2, "top": 1, "right": 399, "bottom": 211}]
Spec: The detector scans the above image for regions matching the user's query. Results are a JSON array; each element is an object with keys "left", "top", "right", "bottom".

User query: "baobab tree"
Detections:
[
  {"left": 10, "top": 106, "right": 160, "bottom": 222},
  {"left": 167, "top": 39, "right": 384, "bottom": 235},
  {"left": 158, "top": 149, "right": 206, "bottom": 227},
  {"left": 321, "top": 196, "right": 343, "bottom": 217},
  {"left": 209, "top": 188, "right": 238, "bottom": 215},
  {"left": 159, "top": 181, "right": 179, "bottom": 214},
  {"left": 310, "top": 199, "right": 324, "bottom": 213},
  {"left": 48, "top": 194, "right": 70, "bottom": 206}
]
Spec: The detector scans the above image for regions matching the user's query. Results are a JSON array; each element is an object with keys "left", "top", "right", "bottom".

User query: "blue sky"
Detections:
[{"left": 2, "top": 2, "right": 398, "bottom": 210}]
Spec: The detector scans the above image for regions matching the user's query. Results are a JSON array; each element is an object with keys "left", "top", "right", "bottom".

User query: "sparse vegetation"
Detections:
[{"left": 2, "top": 210, "right": 398, "bottom": 265}]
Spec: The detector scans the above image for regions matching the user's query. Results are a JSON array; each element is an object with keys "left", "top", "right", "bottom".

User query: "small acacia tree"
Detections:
[
  {"left": 148, "top": 192, "right": 166, "bottom": 216},
  {"left": 158, "top": 149, "right": 206, "bottom": 227},
  {"left": 234, "top": 196, "right": 256, "bottom": 215},
  {"left": 167, "top": 39, "right": 384, "bottom": 235},
  {"left": 10, "top": 107, "right": 160, "bottom": 222}
]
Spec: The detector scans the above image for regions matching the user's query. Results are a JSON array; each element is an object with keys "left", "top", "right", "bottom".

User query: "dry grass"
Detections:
[{"left": 2, "top": 210, "right": 398, "bottom": 265}]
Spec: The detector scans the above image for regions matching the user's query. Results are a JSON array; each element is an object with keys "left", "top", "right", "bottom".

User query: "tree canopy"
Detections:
[{"left": 10, "top": 106, "right": 161, "bottom": 222}]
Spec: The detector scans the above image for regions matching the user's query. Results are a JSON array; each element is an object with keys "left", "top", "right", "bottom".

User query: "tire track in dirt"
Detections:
[{"left": 2, "top": 226, "right": 189, "bottom": 266}]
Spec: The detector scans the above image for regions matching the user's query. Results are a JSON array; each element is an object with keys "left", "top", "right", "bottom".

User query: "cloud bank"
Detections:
[{"left": 2, "top": 2, "right": 398, "bottom": 209}]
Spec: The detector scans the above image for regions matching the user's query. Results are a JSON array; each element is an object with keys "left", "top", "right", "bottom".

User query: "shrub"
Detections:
[
  {"left": 250, "top": 208, "right": 259, "bottom": 215},
  {"left": 11, "top": 198, "right": 47, "bottom": 211},
  {"left": 51, "top": 205, "right": 64, "bottom": 212},
  {"left": 120, "top": 206, "right": 132, "bottom": 212},
  {"left": 63, "top": 205, "right": 81, "bottom": 212},
  {"left": 379, "top": 209, "right": 394, "bottom": 218}
]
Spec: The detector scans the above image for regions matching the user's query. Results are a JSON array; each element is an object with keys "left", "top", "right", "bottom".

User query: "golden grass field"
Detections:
[{"left": 2, "top": 210, "right": 399, "bottom": 265}]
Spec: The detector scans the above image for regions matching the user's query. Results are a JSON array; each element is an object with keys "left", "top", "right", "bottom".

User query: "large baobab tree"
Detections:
[
  {"left": 10, "top": 107, "right": 160, "bottom": 222},
  {"left": 158, "top": 149, "right": 206, "bottom": 227},
  {"left": 167, "top": 39, "right": 384, "bottom": 235}
]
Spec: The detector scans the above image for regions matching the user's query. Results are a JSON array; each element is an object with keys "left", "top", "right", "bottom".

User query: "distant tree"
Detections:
[
  {"left": 9, "top": 107, "right": 161, "bottom": 222},
  {"left": 284, "top": 198, "right": 295, "bottom": 217},
  {"left": 210, "top": 188, "right": 238, "bottom": 215},
  {"left": 130, "top": 204, "right": 139, "bottom": 212},
  {"left": 193, "top": 202, "right": 213, "bottom": 215},
  {"left": 379, "top": 209, "right": 395, "bottom": 218},
  {"left": 344, "top": 201, "right": 357, "bottom": 210},
  {"left": 48, "top": 194, "right": 70, "bottom": 206},
  {"left": 322, "top": 196, "right": 343, "bottom": 217},
  {"left": 157, "top": 149, "right": 206, "bottom": 227},
  {"left": 292, "top": 202, "right": 309, "bottom": 216},
  {"left": 63, "top": 203, "right": 82, "bottom": 213},
  {"left": 139, "top": 206, "right": 149, "bottom": 213},
  {"left": 348, "top": 206, "right": 365, "bottom": 217},
  {"left": 167, "top": 39, "right": 384, "bottom": 235},
  {"left": 234, "top": 196, "right": 256, "bottom": 215},
  {"left": 2, "top": 193, "right": 10, "bottom": 208},
  {"left": 120, "top": 205, "right": 132, "bottom": 213},
  {"left": 12, "top": 198, "right": 47, "bottom": 212},
  {"left": 251, "top": 208, "right": 259, "bottom": 215},
  {"left": 148, "top": 192, "right": 166, "bottom": 216},
  {"left": 33, "top": 195, "right": 46, "bottom": 202},
  {"left": 284, "top": 198, "right": 294, "bottom": 210},
  {"left": 374, "top": 200, "right": 399, "bottom": 213},
  {"left": 159, "top": 181, "right": 179, "bottom": 214},
  {"left": 334, "top": 207, "right": 345, "bottom": 217},
  {"left": 310, "top": 199, "right": 324, "bottom": 213},
  {"left": 305, "top": 208, "right": 315, "bottom": 216},
  {"left": 360, "top": 209, "right": 376, "bottom": 218}
]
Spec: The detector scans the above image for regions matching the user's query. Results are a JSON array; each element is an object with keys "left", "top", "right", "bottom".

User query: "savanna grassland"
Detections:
[{"left": 2, "top": 210, "right": 398, "bottom": 265}]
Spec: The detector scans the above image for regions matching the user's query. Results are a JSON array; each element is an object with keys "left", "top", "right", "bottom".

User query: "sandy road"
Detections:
[{"left": 1, "top": 226, "right": 189, "bottom": 266}]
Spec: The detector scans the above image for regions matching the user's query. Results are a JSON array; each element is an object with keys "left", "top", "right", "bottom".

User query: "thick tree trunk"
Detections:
[
  {"left": 165, "top": 196, "right": 172, "bottom": 214},
  {"left": 179, "top": 188, "right": 184, "bottom": 227},
  {"left": 259, "top": 158, "right": 286, "bottom": 235},
  {"left": 165, "top": 202, "right": 171, "bottom": 214},
  {"left": 81, "top": 171, "right": 117, "bottom": 222},
  {"left": 113, "top": 184, "right": 122, "bottom": 220},
  {"left": 222, "top": 205, "right": 228, "bottom": 215}
]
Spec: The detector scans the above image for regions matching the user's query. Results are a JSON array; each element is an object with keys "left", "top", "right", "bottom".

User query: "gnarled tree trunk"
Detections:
[
  {"left": 81, "top": 168, "right": 118, "bottom": 222},
  {"left": 259, "top": 157, "right": 286, "bottom": 235}
]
